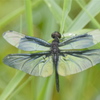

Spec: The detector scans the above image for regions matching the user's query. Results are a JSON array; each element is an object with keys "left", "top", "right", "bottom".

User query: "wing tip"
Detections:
[
  {"left": 3, "top": 31, "right": 7, "bottom": 37},
  {"left": 3, "top": 30, "right": 14, "bottom": 37}
]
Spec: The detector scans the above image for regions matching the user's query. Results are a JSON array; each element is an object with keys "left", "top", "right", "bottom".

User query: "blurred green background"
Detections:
[{"left": 0, "top": 0, "right": 100, "bottom": 100}]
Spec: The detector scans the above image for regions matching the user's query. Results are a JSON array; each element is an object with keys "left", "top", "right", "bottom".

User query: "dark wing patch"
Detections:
[
  {"left": 59, "top": 29, "right": 100, "bottom": 50},
  {"left": 3, "top": 52, "right": 53, "bottom": 77},
  {"left": 58, "top": 49, "right": 100, "bottom": 76},
  {"left": 3, "top": 31, "right": 51, "bottom": 51}
]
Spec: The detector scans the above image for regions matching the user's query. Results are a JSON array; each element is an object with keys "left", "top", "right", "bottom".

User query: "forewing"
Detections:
[
  {"left": 59, "top": 29, "right": 100, "bottom": 49},
  {"left": 3, "top": 30, "right": 50, "bottom": 51},
  {"left": 3, "top": 52, "right": 53, "bottom": 77},
  {"left": 58, "top": 49, "right": 100, "bottom": 76}
]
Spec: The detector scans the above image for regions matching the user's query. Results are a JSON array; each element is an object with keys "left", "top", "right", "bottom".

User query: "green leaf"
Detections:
[
  {"left": 0, "top": 71, "right": 26, "bottom": 100},
  {"left": 0, "top": 0, "right": 42, "bottom": 29},
  {"left": 67, "top": 0, "right": 100, "bottom": 32},
  {"left": 44, "top": 0, "right": 72, "bottom": 31},
  {"left": 60, "top": 0, "right": 72, "bottom": 33},
  {"left": 25, "top": 0, "right": 34, "bottom": 36},
  {"left": 76, "top": 0, "right": 100, "bottom": 28}
]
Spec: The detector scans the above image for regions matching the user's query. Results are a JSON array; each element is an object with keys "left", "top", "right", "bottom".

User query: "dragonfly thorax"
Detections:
[{"left": 51, "top": 39, "right": 60, "bottom": 54}]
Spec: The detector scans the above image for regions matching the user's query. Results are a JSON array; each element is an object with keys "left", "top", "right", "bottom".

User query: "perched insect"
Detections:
[{"left": 3, "top": 29, "right": 100, "bottom": 92}]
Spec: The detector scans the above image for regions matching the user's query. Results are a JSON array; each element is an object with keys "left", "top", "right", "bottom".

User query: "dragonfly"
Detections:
[{"left": 3, "top": 29, "right": 100, "bottom": 92}]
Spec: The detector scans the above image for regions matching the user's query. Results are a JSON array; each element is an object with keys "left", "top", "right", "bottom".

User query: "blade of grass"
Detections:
[
  {"left": 67, "top": 0, "right": 100, "bottom": 32},
  {"left": 78, "top": 0, "right": 87, "bottom": 6},
  {"left": 76, "top": 0, "right": 100, "bottom": 28},
  {"left": 25, "top": 0, "right": 33, "bottom": 36},
  {"left": 0, "top": 71, "right": 26, "bottom": 100},
  {"left": 0, "top": 15, "right": 26, "bottom": 100},
  {"left": 36, "top": 75, "right": 54, "bottom": 100},
  {"left": 60, "top": 0, "right": 72, "bottom": 33},
  {"left": 0, "top": 0, "right": 35, "bottom": 99},
  {"left": 44, "top": 0, "right": 72, "bottom": 30},
  {"left": 24, "top": 0, "right": 35, "bottom": 99},
  {"left": 43, "top": 76, "right": 54, "bottom": 100},
  {"left": 0, "top": 0, "right": 42, "bottom": 30},
  {"left": 7, "top": 76, "right": 33, "bottom": 100},
  {"left": 67, "top": 72, "right": 88, "bottom": 100}
]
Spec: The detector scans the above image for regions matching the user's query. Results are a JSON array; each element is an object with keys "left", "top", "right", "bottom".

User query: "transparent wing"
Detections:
[
  {"left": 59, "top": 29, "right": 100, "bottom": 50},
  {"left": 58, "top": 49, "right": 100, "bottom": 76},
  {"left": 3, "top": 30, "right": 51, "bottom": 51},
  {"left": 3, "top": 52, "right": 53, "bottom": 77}
]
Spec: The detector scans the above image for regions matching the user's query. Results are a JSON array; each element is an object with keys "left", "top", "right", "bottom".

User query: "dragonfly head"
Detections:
[{"left": 51, "top": 31, "right": 61, "bottom": 39}]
